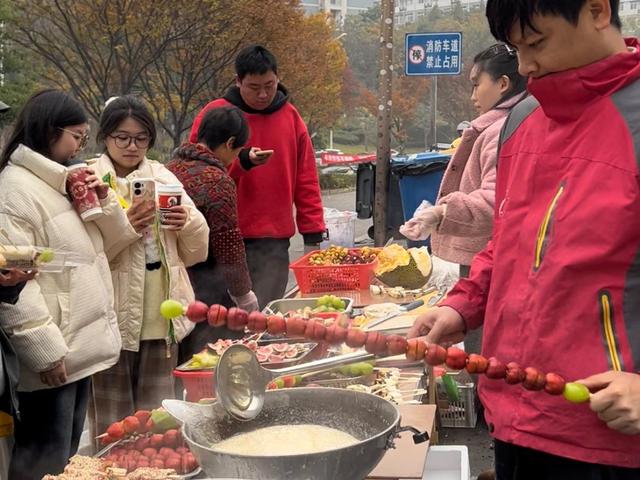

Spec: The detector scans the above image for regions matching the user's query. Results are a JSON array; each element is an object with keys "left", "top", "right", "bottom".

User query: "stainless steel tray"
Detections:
[
  {"left": 174, "top": 342, "right": 319, "bottom": 372},
  {"left": 263, "top": 296, "right": 354, "bottom": 315}
]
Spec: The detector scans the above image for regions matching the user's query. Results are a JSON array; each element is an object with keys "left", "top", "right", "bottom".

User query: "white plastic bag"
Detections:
[{"left": 399, "top": 200, "right": 436, "bottom": 241}]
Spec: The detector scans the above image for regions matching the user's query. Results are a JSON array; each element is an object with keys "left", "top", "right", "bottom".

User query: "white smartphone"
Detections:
[{"left": 131, "top": 178, "right": 156, "bottom": 203}]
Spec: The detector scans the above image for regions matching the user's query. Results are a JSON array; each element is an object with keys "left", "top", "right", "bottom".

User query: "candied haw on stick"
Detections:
[{"left": 445, "top": 347, "right": 468, "bottom": 370}]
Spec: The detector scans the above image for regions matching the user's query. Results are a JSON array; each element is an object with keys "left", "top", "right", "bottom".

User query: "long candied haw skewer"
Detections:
[{"left": 160, "top": 300, "right": 590, "bottom": 404}]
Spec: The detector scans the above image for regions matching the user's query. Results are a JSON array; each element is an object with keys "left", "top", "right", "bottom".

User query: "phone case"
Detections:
[{"left": 131, "top": 178, "right": 156, "bottom": 203}]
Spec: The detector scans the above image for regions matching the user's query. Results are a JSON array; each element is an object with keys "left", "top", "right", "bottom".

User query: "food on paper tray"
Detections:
[
  {"left": 41, "top": 454, "right": 182, "bottom": 479},
  {"left": 0, "top": 244, "right": 55, "bottom": 269},
  {"left": 307, "top": 245, "right": 378, "bottom": 265},
  {"left": 374, "top": 244, "right": 432, "bottom": 289},
  {"left": 211, "top": 424, "right": 359, "bottom": 456}
]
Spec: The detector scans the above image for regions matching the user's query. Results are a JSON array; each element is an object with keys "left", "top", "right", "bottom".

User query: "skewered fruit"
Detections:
[
  {"left": 445, "top": 347, "right": 468, "bottom": 370},
  {"left": 563, "top": 382, "right": 590, "bottom": 403},
  {"left": 160, "top": 300, "right": 185, "bottom": 319},
  {"left": 185, "top": 301, "right": 209, "bottom": 323},
  {"left": 227, "top": 307, "right": 249, "bottom": 331},
  {"left": 544, "top": 373, "right": 566, "bottom": 395},
  {"left": 207, "top": 304, "right": 227, "bottom": 327}
]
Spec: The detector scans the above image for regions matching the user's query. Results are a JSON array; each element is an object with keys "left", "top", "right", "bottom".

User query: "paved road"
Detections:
[{"left": 288, "top": 189, "right": 494, "bottom": 477}]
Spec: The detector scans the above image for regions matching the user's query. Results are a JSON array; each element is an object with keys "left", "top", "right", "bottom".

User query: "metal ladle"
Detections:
[{"left": 216, "top": 344, "right": 374, "bottom": 421}]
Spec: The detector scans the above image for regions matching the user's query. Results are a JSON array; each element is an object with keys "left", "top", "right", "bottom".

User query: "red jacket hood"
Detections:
[{"left": 529, "top": 38, "right": 640, "bottom": 122}]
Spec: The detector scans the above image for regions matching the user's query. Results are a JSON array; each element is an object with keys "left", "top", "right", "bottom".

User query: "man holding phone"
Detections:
[{"left": 190, "top": 45, "right": 325, "bottom": 308}]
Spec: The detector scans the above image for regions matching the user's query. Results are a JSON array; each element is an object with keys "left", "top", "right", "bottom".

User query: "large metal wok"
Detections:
[{"left": 164, "top": 387, "right": 428, "bottom": 480}]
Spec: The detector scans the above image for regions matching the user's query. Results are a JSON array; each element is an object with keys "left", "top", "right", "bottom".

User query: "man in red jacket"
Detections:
[
  {"left": 190, "top": 45, "right": 325, "bottom": 308},
  {"left": 410, "top": 1, "right": 640, "bottom": 478}
]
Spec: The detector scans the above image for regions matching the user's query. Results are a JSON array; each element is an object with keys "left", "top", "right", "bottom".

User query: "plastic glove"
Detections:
[
  {"left": 400, "top": 205, "right": 445, "bottom": 241},
  {"left": 229, "top": 290, "right": 259, "bottom": 312}
]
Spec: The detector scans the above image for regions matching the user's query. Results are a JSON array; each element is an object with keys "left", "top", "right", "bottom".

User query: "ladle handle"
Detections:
[{"left": 269, "top": 350, "right": 375, "bottom": 377}]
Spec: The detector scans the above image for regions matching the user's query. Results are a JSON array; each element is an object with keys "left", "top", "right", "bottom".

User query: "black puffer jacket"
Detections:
[{"left": 0, "top": 283, "right": 23, "bottom": 418}]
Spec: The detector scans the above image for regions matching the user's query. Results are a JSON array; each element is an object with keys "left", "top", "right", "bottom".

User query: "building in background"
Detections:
[
  {"left": 301, "top": 0, "right": 378, "bottom": 23},
  {"left": 620, "top": 0, "right": 640, "bottom": 17},
  {"left": 395, "top": 0, "right": 484, "bottom": 26}
]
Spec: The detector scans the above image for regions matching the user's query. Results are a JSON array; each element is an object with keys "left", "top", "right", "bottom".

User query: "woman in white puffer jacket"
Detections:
[{"left": 0, "top": 89, "right": 137, "bottom": 480}]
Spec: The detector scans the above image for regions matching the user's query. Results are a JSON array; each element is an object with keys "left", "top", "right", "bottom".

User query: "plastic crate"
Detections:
[
  {"left": 436, "top": 372, "right": 477, "bottom": 428},
  {"left": 173, "top": 369, "right": 215, "bottom": 402},
  {"left": 290, "top": 250, "right": 377, "bottom": 294}
]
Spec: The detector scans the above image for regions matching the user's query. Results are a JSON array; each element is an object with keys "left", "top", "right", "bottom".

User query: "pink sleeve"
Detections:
[{"left": 436, "top": 131, "right": 498, "bottom": 237}]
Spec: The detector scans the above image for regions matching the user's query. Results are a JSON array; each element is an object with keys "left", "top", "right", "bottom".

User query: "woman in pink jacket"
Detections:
[{"left": 402, "top": 44, "right": 527, "bottom": 277}]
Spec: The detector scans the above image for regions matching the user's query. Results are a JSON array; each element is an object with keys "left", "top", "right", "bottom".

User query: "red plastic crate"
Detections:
[
  {"left": 173, "top": 369, "right": 215, "bottom": 402},
  {"left": 290, "top": 250, "right": 377, "bottom": 294}
]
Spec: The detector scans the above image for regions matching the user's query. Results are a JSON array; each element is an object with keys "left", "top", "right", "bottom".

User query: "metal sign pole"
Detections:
[
  {"left": 374, "top": 0, "right": 394, "bottom": 247},
  {"left": 434, "top": 75, "right": 438, "bottom": 147}
]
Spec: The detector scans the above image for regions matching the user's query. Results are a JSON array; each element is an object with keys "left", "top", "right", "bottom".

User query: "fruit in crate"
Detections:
[
  {"left": 190, "top": 351, "right": 219, "bottom": 369},
  {"left": 374, "top": 244, "right": 432, "bottom": 289},
  {"left": 307, "top": 246, "right": 378, "bottom": 266}
]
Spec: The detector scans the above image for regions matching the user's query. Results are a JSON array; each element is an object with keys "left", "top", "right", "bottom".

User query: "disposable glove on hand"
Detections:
[
  {"left": 230, "top": 290, "right": 260, "bottom": 312},
  {"left": 400, "top": 205, "right": 445, "bottom": 241}
]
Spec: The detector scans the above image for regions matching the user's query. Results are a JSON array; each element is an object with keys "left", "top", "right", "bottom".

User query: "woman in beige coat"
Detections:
[
  {"left": 88, "top": 96, "right": 209, "bottom": 440},
  {"left": 0, "top": 90, "right": 135, "bottom": 479}
]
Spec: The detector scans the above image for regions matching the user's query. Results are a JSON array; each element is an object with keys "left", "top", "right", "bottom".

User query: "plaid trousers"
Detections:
[{"left": 88, "top": 340, "right": 178, "bottom": 451}]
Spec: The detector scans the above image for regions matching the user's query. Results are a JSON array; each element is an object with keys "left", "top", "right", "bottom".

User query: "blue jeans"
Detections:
[{"left": 10, "top": 377, "right": 90, "bottom": 480}]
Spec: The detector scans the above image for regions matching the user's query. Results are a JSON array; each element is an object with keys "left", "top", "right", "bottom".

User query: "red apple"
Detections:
[
  {"left": 365, "top": 331, "right": 388, "bottom": 354},
  {"left": 324, "top": 324, "right": 347, "bottom": 344},
  {"left": 267, "top": 315, "right": 287, "bottom": 335},
  {"left": 227, "top": 307, "right": 249, "bottom": 331},
  {"left": 247, "top": 311, "right": 267, "bottom": 332},
  {"left": 207, "top": 304, "right": 227, "bottom": 327},
  {"left": 544, "top": 372, "right": 566, "bottom": 395},
  {"left": 386, "top": 335, "right": 408, "bottom": 356},
  {"left": 445, "top": 347, "right": 468, "bottom": 370},
  {"left": 504, "top": 362, "right": 525, "bottom": 385},
  {"left": 185, "top": 301, "right": 209, "bottom": 323},
  {"left": 285, "top": 316, "right": 306, "bottom": 337},
  {"left": 424, "top": 343, "right": 447, "bottom": 365},
  {"left": 465, "top": 354, "right": 489, "bottom": 374},
  {"left": 523, "top": 367, "right": 546, "bottom": 391},
  {"left": 345, "top": 328, "right": 367, "bottom": 348},
  {"left": 406, "top": 338, "right": 428, "bottom": 361},
  {"left": 485, "top": 357, "right": 507, "bottom": 379}
]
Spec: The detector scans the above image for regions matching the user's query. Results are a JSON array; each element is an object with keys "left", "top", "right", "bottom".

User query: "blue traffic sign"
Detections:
[{"left": 405, "top": 32, "right": 462, "bottom": 76}]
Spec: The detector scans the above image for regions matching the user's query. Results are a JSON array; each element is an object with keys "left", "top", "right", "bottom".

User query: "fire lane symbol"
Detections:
[{"left": 408, "top": 45, "right": 425, "bottom": 64}]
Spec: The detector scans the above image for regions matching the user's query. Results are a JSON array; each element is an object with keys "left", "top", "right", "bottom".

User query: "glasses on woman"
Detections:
[
  {"left": 109, "top": 133, "right": 151, "bottom": 149},
  {"left": 59, "top": 128, "right": 89, "bottom": 150}
]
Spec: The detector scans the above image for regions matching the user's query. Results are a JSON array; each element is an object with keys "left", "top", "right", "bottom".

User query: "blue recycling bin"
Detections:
[{"left": 391, "top": 152, "right": 451, "bottom": 247}]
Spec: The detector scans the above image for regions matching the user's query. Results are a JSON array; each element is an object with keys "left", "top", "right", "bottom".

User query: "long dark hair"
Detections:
[
  {"left": 473, "top": 44, "right": 528, "bottom": 108},
  {"left": 0, "top": 89, "right": 87, "bottom": 172},
  {"left": 96, "top": 95, "right": 157, "bottom": 149},
  {"left": 197, "top": 106, "right": 250, "bottom": 150}
]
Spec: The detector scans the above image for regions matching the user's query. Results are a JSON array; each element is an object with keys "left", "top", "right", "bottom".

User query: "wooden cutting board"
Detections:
[{"left": 366, "top": 404, "right": 437, "bottom": 479}]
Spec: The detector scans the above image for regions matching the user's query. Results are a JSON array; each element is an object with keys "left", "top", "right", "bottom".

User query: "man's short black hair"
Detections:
[
  {"left": 486, "top": 0, "right": 621, "bottom": 44},
  {"left": 235, "top": 45, "right": 278, "bottom": 80}
]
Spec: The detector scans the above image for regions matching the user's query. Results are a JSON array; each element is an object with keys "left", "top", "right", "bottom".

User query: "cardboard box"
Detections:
[{"left": 367, "top": 404, "right": 437, "bottom": 480}]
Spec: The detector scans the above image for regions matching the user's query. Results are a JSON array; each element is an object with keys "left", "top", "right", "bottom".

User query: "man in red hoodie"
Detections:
[
  {"left": 190, "top": 45, "right": 325, "bottom": 308},
  {"left": 410, "top": 1, "right": 640, "bottom": 478}
]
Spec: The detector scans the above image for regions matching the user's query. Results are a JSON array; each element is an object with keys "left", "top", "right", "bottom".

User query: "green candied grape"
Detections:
[
  {"left": 160, "top": 300, "right": 185, "bottom": 319},
  {"left": 294, "top": 375, "right": 303, "bottom": 386},
  {"left": 338, "top": 365, "right": 351, "bottom": 376},
  {"left": 563, "top": 382, "right": 590, "bottom": 403},
  {"left": 37, "top": 249, "right": 55, "bottom": 263},
  {"left": 274, "top": 378, "right": 285, "bottom": 388},
  {"left": 316, "top": 295, "right": 330, "bottom": 307},
  {"left": 331, "top": 297, "right": 346, "bottom": 310},
  {"left": 359, "top": 363, "right": 374, "bottom": 375}
]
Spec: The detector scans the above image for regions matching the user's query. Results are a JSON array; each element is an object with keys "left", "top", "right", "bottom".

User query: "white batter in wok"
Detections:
[{"left": 212, "top": 424, "right": 358, "bottom": 456}]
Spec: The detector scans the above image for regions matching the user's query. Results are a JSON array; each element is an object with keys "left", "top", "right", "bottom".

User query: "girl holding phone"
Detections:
[{"left": 87, "top": 96, "right": 208, "bottom": 440}]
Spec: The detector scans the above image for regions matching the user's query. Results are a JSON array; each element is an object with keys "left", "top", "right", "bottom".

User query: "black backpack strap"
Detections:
[{"left": 497, "top": 95, "right": 540, "bottom": 166}]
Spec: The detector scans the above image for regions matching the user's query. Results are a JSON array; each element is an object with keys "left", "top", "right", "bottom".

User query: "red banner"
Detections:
[{"left": 319, "top": 152, "right": 377, "bottom": 166}]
